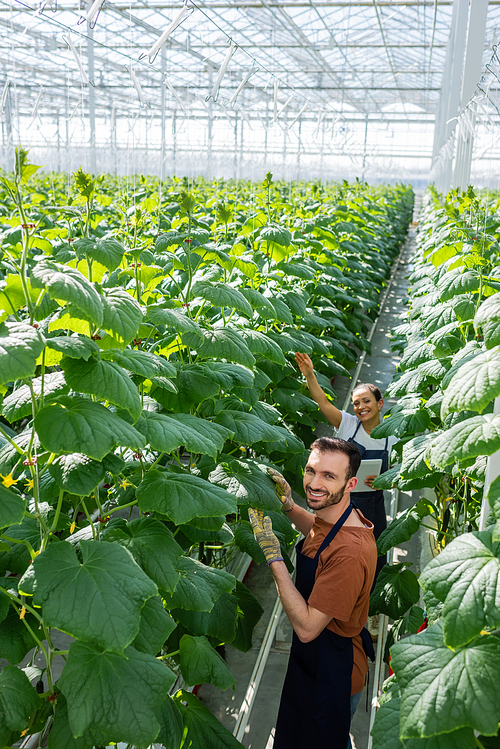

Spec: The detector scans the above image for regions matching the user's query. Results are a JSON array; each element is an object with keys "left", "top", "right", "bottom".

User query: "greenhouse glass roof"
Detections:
[{"left": 1, "top": 0, "right": 500, "bottom": 181}]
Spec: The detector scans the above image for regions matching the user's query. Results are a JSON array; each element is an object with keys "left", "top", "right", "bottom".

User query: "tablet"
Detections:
[{"left": 355, "top": 458, "right": 383, "bottom": 493}]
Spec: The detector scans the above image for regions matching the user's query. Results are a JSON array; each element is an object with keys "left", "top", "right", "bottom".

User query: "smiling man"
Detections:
[{"left": 249, "top": 438, "right": 377, "bottom": 749}]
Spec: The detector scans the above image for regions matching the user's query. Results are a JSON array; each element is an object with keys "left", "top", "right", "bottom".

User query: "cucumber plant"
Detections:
[
  {"left": 370, "top": 185, "right": 500, "bottom": 749},
  {"left": 0, "top": 150, "right": 412, "bottom": 748}
]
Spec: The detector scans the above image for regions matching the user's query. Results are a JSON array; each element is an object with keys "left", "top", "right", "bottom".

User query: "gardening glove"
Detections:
[
  {"left": 248, "top": 507, "right": 283, "bottom": 565},
  {"left": 267, "top": 467, "right": 294, "bottom": 512}
]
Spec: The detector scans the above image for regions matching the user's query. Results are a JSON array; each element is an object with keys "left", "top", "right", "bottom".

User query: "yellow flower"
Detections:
[
  {"left": 24, "top": 478, "right": 34, "bottom": 492},
  {"left": 119, "top": 478, "right": 133, "bottom": 491},
  {"left": 1, "top": 473, "right": 18, "bottom": 488},
  {"left": 20, "top": 606, "right": 26, "bottom": 620},
  {"left": 70, "top": 521, "right": 76, "bottom": 534}
]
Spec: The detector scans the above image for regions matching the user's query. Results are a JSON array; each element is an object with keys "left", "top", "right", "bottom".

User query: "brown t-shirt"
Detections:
[{"left": 301, "top": 511, "right": 377, "bottom": 695}]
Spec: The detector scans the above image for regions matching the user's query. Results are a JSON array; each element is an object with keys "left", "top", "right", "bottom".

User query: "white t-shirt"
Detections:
[{"left": 336, "top": 411, "right": 397, "bottom": 457}]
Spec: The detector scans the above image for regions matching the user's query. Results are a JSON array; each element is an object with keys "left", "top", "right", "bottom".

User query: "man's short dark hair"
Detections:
[{"left": 309, "top": 437, "right": 361, "bottom": 481}]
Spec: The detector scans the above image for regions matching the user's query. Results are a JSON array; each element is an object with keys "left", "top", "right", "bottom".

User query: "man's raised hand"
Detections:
[
  {"left": 267, "top": 467, "right": 294, "bottom": 512},
  {"left": 248, "top": 508, "right": 284, "bottom": 565}
]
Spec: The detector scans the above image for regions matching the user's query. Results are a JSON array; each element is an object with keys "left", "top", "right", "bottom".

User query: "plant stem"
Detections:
[{"left": 80, "top": 498, "right": 96, "bottom": 539}]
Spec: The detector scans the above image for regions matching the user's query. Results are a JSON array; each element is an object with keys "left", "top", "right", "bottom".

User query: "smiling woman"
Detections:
[{"left": 295, "top": 354, "right": 397, "bottom": 556}]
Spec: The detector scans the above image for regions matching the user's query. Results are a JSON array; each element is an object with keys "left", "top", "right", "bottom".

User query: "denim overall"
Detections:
[
  {"left": 348, "top": 420, "right": 389, "bottom": 580},
  {"left": 274, "top": 503, "right": 375, "bottom": 749}
]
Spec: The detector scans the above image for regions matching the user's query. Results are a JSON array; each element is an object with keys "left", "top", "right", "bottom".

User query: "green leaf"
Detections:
[
  {"left": 102, "top": 348, "right": 176, "bottom": 379},
  {"left": 391, "top": 621, "right": 500, "bottom": 738},
  {"left": 231, "top": 579, "right": 265, "bottom": 652},
  {"left": 372, "top": 464, "right": 401, "bottom": 491},
  {"left": 58, "top": 641, "right": 175, "bottom": 746},
  {"left": 437, "top": 268, "right": 481, "bottom": 301},
  {"left": 191, "top": 281, "right": 253, "bottom": 317},
  {"left": 400, "top": 340, "right": 435, "bottom": 371},
  {"left": 151, "top": 369, "right": 219, "bottom": 411},
  {"left": 421, "top": 302, "right": 456, "bottom": 335},
  {"left": 195, "top": 328, "right": 255, "bottom": 368},
  {"left": 273, "top": 387, "right": 318, "bottom": 413},
  {"left": 371, "top": 405, "right": 430, "bottom": 439},
  {"left": 441, "top": 349, "right": 500, "bottom": 417},
  {"left": 370, "top": 695, "right": 404, "bottom": 749},
  {"left": 31, "top": 260, "right": 104, "bottom": 326},
  {"left": 0, "top": 665, "right": 41, "bottom": 740},
  {"left": 46, "top": 335, "right": 99, "bottom": 361},
  {"left": 146, "top": 305, "right": 204, "bottom": 339},
  {"left": 49, "top": 453, "right": 105, "bottom": 496},
  {"left": 179, "top": 634, "right": 235, "bottom": 689},
  {"left": 32, "top": 539, "right": 157, "bottom": 652},
  {"left": 75, "top": 237, "right": 125, "bottom": 272},
  {"left": 35, "top": 396, "right": 146, "bottom": 460},
  {"left": 386, "top": 369, "right": 429, "bottom": 397},
  {"left": 0, "top": 321, "right": 45, "bottom": 386},
  {"left": 103, "top": 517, "right": 182, "bottom": 595},
  {"left": 136, "top": 471, "right": 237, "bottom": 524},
  {"left": 267, "top": 329, "right": 312, "bottom": 355},
  {"left": 214, "top": 410, "right": 286, "bottom": 445},
  {"left": 430, "top": 414, "right": 500, "bottom": 468},
  {"left": 483, "top": 318, "right": 500, "bottom": 349},
  {"left": 201, "top": 361, "right": 254, "bottom": 389},
  {"left": 155, "top": 696, "right": 184, "bottom": 749},
  {"left": 370, "top": 696, "right": 476, "bottom": 749},
  {"left": 242, "top": 329, "right": 286, "bottom": 365},
  {"left": 239, "top": 287, "right": 275, "bottom": 314},
  {"left": 166, "top": 556, "right": 235, "bottom": 612},
  {"left": 174, "top": 690, "right": 244, "bottom": 749},
  {"left": 278, "top": 261, "right": 316, "bottom": 280},
  {"left": 419, "top": 531, "right": 500, "bottom": 648},
  {"left": 267, "top": 298, "right": 294, "bottom": 324},
  {"left": 172, "top": 591, "right": 238, "bottom": 643},
  {"left": 48, "top": 693, "right": 94, "bottom": 749},
  {"left": 135, "top": 411, "right": 233, "bottom": 459},
  {"left": 209, "top": 459, "right": 282, "bottom": 512},
  {"left": 369, "top": 563, "right": 420, "bottom": 619},
  {"left": 234, "top": 520, "right": 266, "bottom": 564},
  {"left": 376, "top": 501, "right": 432, "bottom": 555},
  {"left": 475, "top": 293, "right": 500, "bottom": 329},
  {"left": 101, "top": 288, "right": 143, "bottom": 344},
  {"left": 0, "top": 483, "right": 26, "bottom": 530},
  {"left": 132, "top": 595, "right": 177, "bottom": 656},
  {"left": 0, "top": 609, "right": 40, "bottom": 663},
  {"left": 260, "top": 223, "right": 292, "bottom": 247},
  {"left": 401, "top": 434, "right": 436, "bottom": 479},
  {"left": 61, "top": 356, "right": 142, "bottom": 420}
]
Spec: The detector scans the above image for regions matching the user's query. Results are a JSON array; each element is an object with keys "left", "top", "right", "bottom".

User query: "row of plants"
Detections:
[
  {"left": 0, "top": 150, "right": 413, "bottom": 748},
  {"left": 370, "top": 185, "right": 500, "bottom": 749}
]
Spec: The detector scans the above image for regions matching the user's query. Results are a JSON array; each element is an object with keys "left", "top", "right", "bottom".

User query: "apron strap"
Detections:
[
  {"left": 352, "top": 419, "right": 363, "bottom": 438},
  {"left": 314, "top": 502, "right": 354, "bottom": 561}
]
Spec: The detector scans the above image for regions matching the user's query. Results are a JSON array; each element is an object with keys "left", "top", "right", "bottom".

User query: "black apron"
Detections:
[
  {"left": 274, "top": 503, "right": 375, "bottom": 749},
  {"left": 348, "top": 420, "right": 389, "bottom": 581}
]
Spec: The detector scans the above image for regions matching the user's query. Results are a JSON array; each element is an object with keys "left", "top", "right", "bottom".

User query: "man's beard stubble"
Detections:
[{"left": 305, "top": 480, "right": 349, "bottom": 511}]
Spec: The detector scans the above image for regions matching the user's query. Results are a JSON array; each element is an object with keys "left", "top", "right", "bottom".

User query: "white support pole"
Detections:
[
  {"left": 87, "top": 14, "right": 96, "bottom": 175},
  {"left": 432, "top": 0, "right": 469, "bottom": 192},
  {"left": 479, "top": 396, "right": 500, "bottom": 531},
  {"left": 160, "top": 47, "right": 166, "bottom": 183},
  {"left": 452, "top": 0, "right": 489, "bottom": 189}
]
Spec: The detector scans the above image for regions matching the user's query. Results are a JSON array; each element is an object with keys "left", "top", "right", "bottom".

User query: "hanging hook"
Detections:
[
  {"left": 140, "top": 1, "right": 195, "bottom": 64},
  {"left": 63, "top": 33, "right": 95, "bottom": 86},
  {"left": 78, "top": 0, "right": 105, "bottom": 29},
  {"left": 206, "top": 42, "right": 237, "bottom": 103}
]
